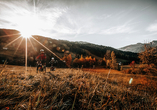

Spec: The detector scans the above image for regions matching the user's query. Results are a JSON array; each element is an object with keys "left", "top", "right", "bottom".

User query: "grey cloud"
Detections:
[
  {"left": 0, "top": 0, "right": 157, "bottom": 48},
  {"left": 146, "top": 22, "right": 157, "bottom": 32}
]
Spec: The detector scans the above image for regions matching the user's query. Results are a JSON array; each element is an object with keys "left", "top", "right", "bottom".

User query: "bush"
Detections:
[
  {"left": 123, "top": 68, "right": 132, "bottom": 74},
  {"left": 124, "top": 64, "right": 157, "bottom": 76},
  {"left": 123, "top": 68, "right": 138, "bottom": 74}
]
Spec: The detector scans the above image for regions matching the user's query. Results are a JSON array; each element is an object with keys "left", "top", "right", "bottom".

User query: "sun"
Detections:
[
  {"left": 18, "top": 14, "right": 41, "bottom": 38},
  {"left": 20, "top": 31, "right": 32, "bottom": 38}
]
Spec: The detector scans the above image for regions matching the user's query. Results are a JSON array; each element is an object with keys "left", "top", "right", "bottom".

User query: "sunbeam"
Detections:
[
  {"left": 14, "top": 37, "right": 24, "bottom": 55},
  {"left": 21, "top": 32, "right": 32, "bottom": 39},
  {"left": 31, "top": 36, "right": 71, "bottom": 67},
  {"left": 32, "top": 37, "right": 63, "bottom": 61},
  {"left": 4, "top": 36, "right": 21, "bottom": 48},
  {"left": 28, "top": 38, "right": 36, "bottom": 52},
  {"left": 25, "top": 37, "right": 27, "bottom": 72},
  {"left": 0, "top": 33, "right": 20, "bottom": 38}
]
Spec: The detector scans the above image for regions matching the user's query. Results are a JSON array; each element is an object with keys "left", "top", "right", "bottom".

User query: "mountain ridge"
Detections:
[
  {"left": 119, "top": 40, "right": 157, "bottom": 53},
  {"left": 0, "top": 29, "right": 139, "bottom": 66}
]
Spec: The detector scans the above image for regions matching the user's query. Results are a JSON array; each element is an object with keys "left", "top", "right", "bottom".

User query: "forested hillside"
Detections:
[{"left": 0, "top": 29, "right": 139, "bottom": 67}]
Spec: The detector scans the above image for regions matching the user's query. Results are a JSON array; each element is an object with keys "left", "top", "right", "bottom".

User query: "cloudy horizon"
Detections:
[{"left": 0, "top": 0, "right": 157, "bottom": 49}]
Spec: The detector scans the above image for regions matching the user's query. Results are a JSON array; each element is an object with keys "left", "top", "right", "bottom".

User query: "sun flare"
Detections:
[
  {"left": 17, "top": 14, "right": 41, "bottom": 38},
  {"left": 20, "top": 32, "right": 32, "bottom": 38}
]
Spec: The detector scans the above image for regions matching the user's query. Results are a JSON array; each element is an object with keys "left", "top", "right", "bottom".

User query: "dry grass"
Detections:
[{"left": 0, "top": 65, "right": 157, "bottom": 110}]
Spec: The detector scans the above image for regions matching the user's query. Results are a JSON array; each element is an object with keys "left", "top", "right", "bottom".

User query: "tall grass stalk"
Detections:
[{"left": 101, "top": 68, "right": 111, "bottom": 106}]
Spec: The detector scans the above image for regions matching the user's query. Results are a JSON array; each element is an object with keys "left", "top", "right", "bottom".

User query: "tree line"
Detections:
[{"left": 61, "top": 50, "right": 118, "bottom": 69}]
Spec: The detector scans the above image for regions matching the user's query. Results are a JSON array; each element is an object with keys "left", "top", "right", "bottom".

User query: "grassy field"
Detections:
[{"left": 0, "top": 64, "right": 157, "bottom": 109}]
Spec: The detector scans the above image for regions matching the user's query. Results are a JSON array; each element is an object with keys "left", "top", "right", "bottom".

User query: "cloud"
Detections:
[
  {"left": 100, "top": 25, "right": 133, "bottom": 35},
  {"left": 146, "top": 22, "right": 157, "bottom": 32},
  {"left": 0, "top": 0, "right": 69, "bottom": 37}
]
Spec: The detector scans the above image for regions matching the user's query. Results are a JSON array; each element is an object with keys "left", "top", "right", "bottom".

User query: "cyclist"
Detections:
[
  {"left": 36, "top": 49, "right": 46, "bottom": 73},
  {"left": 49, "top": 57, "right": 57, "bottom": 71}
]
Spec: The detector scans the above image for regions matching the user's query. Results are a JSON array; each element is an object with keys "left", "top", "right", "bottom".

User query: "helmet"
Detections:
[
  {"left": 52, "top": 57, "right": 54, "bottom": 60},
  {"left": 40, "top": 49, "right": 44, "bottom": 52}
]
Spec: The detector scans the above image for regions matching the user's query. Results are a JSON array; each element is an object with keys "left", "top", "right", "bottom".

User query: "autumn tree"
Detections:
[
  {"left": 104, "top": 50, "right": 111, "bottom": 68},
  {"left": 102, "top": 56, "right": 106, "bottom": 67},
  {"left": 89, "top": 57, "right": 96, "bottom": 67},
  {"left": 138, "top": 45, "right": 157, "bottom": 66},
  {"left": 84, "top": 56, "right": 96, "bottom": 67},
  {"left": 103, "top": 56, "right": 106, "bottom": 62},
  {"left": 85, "top": 56, "right": 90, "bottom": 67},
  {"left": 73, "top": 58, "right": 79, "bottom": 67},
  {"left": 129, "top": 61, "right": 135, "bottom": 69},
  {"left": 97, "top": 59, "right": 102, "bottom": 66},
  {"left": 79, "top": 55, "right": 85, "bottom": 63},
  {"left": 62, "top": 54, "right": 72, "bottom": 67},
  {"left": 88, "top": 56, "right": 94, "bottom": 67},
  {"left": 106, "top": 59, "right": 111, "bottom": 68},
  {"left": 105, "top": 50, "right": 111, "bottom": 60},
  {"left": 111, "top": 51, "right": 117, "bottom": 69},
  {"left": 67, "top": 54, "right": 72, "bottom": 66},
  {"left": 78, "top": 55, "right": 85, "bottom": 67}
]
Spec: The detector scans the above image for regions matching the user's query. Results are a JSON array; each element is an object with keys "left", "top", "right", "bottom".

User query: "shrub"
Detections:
[
  {"left": 123, "top": 68, "right": 132, "bottom": 74},
  {"left": 124, "top": 68, "right": 138, "bottom": 74},
  {"left": 124, "top": 64, "right": 157, "bottom": 76}
]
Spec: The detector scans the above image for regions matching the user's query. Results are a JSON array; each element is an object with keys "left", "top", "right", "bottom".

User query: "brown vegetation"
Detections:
[
  {"left": 138, "top": 45, "right": 157, "bottom": 66},
  {"left": 123, "top": 45, "right": 157, "bottom": 76},
  {"left": 0, "top": 65, "right": 156, "bottom": 109}
]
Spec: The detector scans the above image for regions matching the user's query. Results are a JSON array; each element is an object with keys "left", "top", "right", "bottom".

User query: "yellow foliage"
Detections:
[{"left": 103, "top": 57, "right": 106, "bottom": 62}]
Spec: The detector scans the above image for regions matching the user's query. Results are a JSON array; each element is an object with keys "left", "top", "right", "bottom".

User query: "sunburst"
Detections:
[{"left": 1, "top": 0, "right": 66, "bottom": 73}]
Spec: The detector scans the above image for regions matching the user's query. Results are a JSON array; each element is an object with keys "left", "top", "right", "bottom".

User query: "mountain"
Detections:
[
  {"left": 0, "top": 29, "right": 139, "bottom": 66},
  {"left": 120, "top": 41, "right": 157, "bottom": 53}
]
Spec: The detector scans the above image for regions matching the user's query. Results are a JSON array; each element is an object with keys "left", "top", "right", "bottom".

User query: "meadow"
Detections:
[{"left": 0, "top": 64, "right": 157, "bottom": 110}]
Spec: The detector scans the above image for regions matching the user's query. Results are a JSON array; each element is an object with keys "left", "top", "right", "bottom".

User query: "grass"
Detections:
[{"left": 0, "top": 64, "right": 157, "bottom": 109}]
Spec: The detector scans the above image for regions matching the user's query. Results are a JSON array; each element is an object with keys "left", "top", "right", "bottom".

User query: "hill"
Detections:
[
  {"left": 0, "top": 29, "right": 139, "bottom": 66},
  {"left": 119, "top": 41, "right": 157, "bottom": 53}
]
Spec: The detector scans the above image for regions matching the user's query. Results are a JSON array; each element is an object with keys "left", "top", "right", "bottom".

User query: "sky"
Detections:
[{"left": 0, "top": 0, "right": 157, "bottom": 49}]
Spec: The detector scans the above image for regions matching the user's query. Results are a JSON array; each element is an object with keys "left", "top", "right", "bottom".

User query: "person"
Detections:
[
  {"left": 36, "top": 49, "right": 46, "bottom": 73},
  {"left": 49, "top": 57, "right": 57, "bottom": 71}
]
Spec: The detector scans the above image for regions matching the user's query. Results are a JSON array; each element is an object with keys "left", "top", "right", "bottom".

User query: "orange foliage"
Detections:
[
  {"left": 73, "top": 55, "right": 96, "bottom": 67},
  {"left": 80, "top": 55, "right": 85, "bottom": 61},
  {"left": 85, "top": 56, "right": 96, "bottom": 66},
  {"left": 103, "top": 56, "right": 106, "bottom": 62},
  {"left": 62, "top": 54, "right": 72, "bottom": 67}
]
